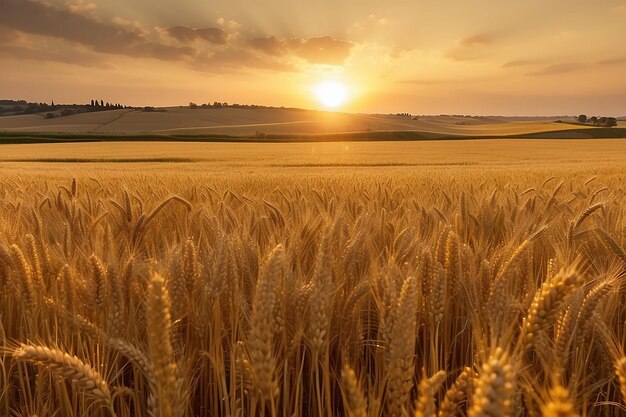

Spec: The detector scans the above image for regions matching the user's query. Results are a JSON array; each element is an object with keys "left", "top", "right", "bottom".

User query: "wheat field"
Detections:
[{"left": 1, "top": 142, "right": 626, "bottom": 417}]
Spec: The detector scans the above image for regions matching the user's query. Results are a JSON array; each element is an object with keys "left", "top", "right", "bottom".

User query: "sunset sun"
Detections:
[{"left": 314, "top": 80, "right": 348, "bottom": 109}]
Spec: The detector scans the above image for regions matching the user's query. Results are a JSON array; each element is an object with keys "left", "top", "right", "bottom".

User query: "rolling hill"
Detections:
[{"left": 0, "top": 107, "right": 623, "bottom": 141}]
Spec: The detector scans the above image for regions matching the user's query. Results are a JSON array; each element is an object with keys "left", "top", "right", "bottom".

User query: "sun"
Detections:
[{"left": 314, "top": 80, "right": 348, "bottom": 109}]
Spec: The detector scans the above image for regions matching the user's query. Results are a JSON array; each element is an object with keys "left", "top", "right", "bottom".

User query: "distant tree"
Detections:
[
  {"left": 95, "top": 100, "right": 100, "bottom": 107},
  {"left": 605, "top": 117, "right": 618, "bottom": 127},
  {"left": 589, "top": 116, "right": 598, "bottom": 125},
  {"left": 91, "top": 99, "right": 95, "bottom": 106},
  {"left": 577, "top": 114, "right": 587, "bottom": 123},
  {"left": 51, "top": 100, "right": 55, "bottom": 107},
  {"left": 597, "top": 117, "right": 608, "bottom": 127},
  {"left": 189, "top": 102, "right": 198, "bottom": 108},
  {"left": 100, "top": 99, "right": 104, "bottom": 107}
]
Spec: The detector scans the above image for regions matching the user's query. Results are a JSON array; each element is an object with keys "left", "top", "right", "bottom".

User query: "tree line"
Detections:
[
  {"left": 90, "top": 99, "right": 125, "bottom": 109},
  {"left": 0, "top": 98, "right": 131, "bottom": 118},
  {"left": 187, "top": 101, "right": 305, "bottom": 111},
  {"left": 576, "top": 114, "right": 618, "bottom": 127}
]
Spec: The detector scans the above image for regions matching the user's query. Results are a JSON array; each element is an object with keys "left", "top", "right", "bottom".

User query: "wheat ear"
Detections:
[
  {"left": 414, "top": 370, "right": 446, "bottom": 417},
  {"left": 12, "top": 344, "right": 112, "bottom": 403},
  {"left": 468, "top": 348, "right": 514, "bottom": 417},
  {"left": 522, "top": 268, "right": 579, "bottom": 350},
  {"left": 614, "top": 357, "right": 626, "bottom": 404},
  {"left": 438, "top": 366, "right": 473, "bottom": 417},
  {"left": 341, "top": 365, "right": 367, "bottom": 417},
  {"left": 540, "top": 384, "right": 579, "bottom": 417}
]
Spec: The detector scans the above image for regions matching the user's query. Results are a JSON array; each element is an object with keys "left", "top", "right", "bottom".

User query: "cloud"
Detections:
[
  {"left": 398, "top": 77, "right": 482, "bottom": 86},
  {"left": 0, "top": 0, "right": 356, "bottom": 73},
  {"left": 66, "top": 0, "right": 96, "bottom": 14},
  {"left": 459, "top": 33, "right": 494, "bottom": 47},
  {"left": 446, "top": 32, "right": 498, "bottom": 61},
  {"left": 193, "top": 48, "right": 297, "bottom": 73},
  {"left": 165, "top": 26, "right": 227, "bottom": 44},
  {"left": 112, "top": 16, "right": 150, "bottom": 37},
  {"left": 0, "top": 28, "right": 111, "bottom": 68},
  {"left": 295, "top": 36, "right": 354, "bottom": 65},
  {"left": 0, "top": 43, "right": 112, "bottom": 68},
  {"left": 248, "top": 36, "right": 288, "bottom": 56},
  {"left": 596, "top": 57, "right": 626, "bottom": 66},
  {"left": 248, "top": 35, "right": 354, "bottom": 65},
  {"left": 524, "top": 57, "right": 626, "bottom": 76},
  {"left": 0, "top": 27, "right": 16, "bottom": 43},
  {"left": 0, "top": 0, "right": 194, "bottom": 61},
  {"left": 527, "top": 63, "right": 587, "bottom": 76},
  {"left": 501, "top": 60, "right": 537, "bottom": 68}
]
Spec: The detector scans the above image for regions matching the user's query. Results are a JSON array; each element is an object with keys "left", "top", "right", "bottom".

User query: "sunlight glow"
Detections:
[{"left": 314, "top": 80, "right": 348, "bottom": 109}]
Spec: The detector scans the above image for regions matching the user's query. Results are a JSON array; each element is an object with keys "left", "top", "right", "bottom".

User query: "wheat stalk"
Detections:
[
  {"left": 146, "top": 272, "right": 184, "bottom": 417},
  {"left": 385, "top": 275, "right": 418, "bottom": 417},
  {"left": 247, "top": 244, "right": 285, "bottom": 400}
]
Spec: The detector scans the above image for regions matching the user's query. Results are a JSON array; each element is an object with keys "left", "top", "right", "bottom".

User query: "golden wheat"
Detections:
[{"left": 1, "top": 164, "right": 625, "bottom": 417}]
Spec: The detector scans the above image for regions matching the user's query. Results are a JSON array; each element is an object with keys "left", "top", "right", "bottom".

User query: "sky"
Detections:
[{"left": 1, "top": 0, "right": 625, "bottom": 116}]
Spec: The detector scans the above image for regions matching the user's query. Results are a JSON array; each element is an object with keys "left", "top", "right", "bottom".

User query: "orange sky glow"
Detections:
[{"left": 1, "top": 0, "right": 625, "bottom": 115}]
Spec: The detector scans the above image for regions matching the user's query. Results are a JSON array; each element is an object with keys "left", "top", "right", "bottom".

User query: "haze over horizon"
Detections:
[{"left": 1, "top": 0, "right": 625, "bottom": 116}]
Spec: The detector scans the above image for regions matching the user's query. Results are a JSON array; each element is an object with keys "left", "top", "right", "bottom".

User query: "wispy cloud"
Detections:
[
  {"left": 524, "top": 57, "right": 626, "bottom": 77},
  {"left": 0, "top": 42, "right": 113, "bottom": 68},
  {"left": 501, "top": 60, "right": 537, "bottom": 68},
  {"left": 527, "top": 63, "right": 587, "bottom": 76},
  {"left": 296, "top": 36, "right": 354, "bottom": 65},
  {"left": 398, "top": 77, "right": 480, "bottom": 85},
  {"left": 459, "top": 33, "right": 494, "bottom": 47},
  {"left": 445, "top": 32, "right": 498, "bottom": 61},
  {"left": 165, "top": 26, "right": 227, "bottom": 45},
  {"left": 248, "top": 35, "right": 354, "bottom": 65},
  {"left": 596, "top": 57, "right": 626, "bottom": 66}
]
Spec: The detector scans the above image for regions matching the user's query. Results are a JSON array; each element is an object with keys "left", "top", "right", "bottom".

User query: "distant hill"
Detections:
[{"left": 0, "top": 104, "right": 622, "bottom": 140}]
